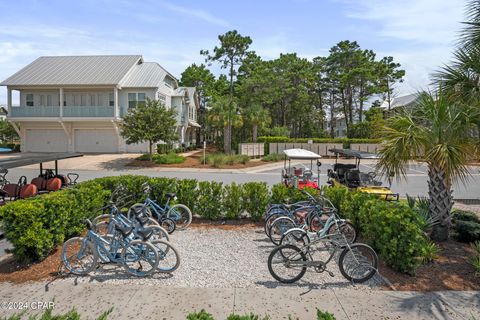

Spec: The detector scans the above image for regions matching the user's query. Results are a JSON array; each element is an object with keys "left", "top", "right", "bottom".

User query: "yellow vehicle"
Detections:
[{"left": 326, "top": 148, "right": 399, "bottom": 201}]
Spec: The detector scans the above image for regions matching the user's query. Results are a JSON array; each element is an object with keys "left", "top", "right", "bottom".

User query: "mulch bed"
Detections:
[
  {"left": 1, "top": 224, "right": 478, "bottom": 289},
  {"left": 127, "top": 149, "right": 275, "bottom": 169},
  {"left": 380, "top": 240, "right": 479, "bottom": 291}
]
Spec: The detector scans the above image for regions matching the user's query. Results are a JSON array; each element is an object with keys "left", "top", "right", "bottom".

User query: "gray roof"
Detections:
[
  {"left": 120, "top": 62, "right": 167, "bottom": 88},
  {"left": 0, "top": 55, "right": 142, "bottom": 86},
  {"left": 390, "top": 93, "right": 418, "bottom": 109}
]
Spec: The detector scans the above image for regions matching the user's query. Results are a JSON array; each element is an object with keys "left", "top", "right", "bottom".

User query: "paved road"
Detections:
[
  {"left": 6, "top": 161, "right": 480, "bottom": 199},
  {"left": 0, "top": 281, "right": 478, "bottom": 319}
]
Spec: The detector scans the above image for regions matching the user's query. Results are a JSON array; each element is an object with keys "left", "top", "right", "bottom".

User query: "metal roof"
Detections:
[
  {"left": 328, "top": 148, "right": 380, "bottom": 159},
  {"left": 0, "top": 55, "right": 142, "bottom": 86},
  {"left": 120, "top": 62, "right": 167, "bottom": 88},
  {"left": 283, "top": 149, "right": 322, "bottom": 160}
]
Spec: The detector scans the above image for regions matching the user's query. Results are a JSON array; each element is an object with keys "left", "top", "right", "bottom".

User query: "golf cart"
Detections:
[
  {"left": 327, "top": 148, "right": 399, "bottom": 201},
  {"left": 281, "top": 149, "right": 322, "bottom": 189}
]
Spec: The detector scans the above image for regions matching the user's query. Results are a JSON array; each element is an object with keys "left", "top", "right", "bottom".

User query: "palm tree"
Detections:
[
  {"left": 245, "top": 103, "right": 271, "bottom": 143},
  {"left": 377, "top": 90, "right": 478, "bottom": 241},
  {"left": 208, "top": 96, "right": 243, "bottom": 152}
]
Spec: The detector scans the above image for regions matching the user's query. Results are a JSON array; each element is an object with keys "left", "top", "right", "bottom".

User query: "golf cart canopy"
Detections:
[
  {"left": 283, "top": 149, "right": 322, "bottom": 160},
  {"left": 328, "top": 148, "right": 380, "bottom": 160},
  {"left": 0, "top": 153, "right": 83, "bottom": 170}
]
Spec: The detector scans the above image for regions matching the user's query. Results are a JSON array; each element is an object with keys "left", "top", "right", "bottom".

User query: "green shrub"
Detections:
[
  {"left": 323, "top": 186, "right": 432, "bottom": 274},
  {"left": 226, "top": 314, "right": 268, "bottom": 320},
  {"left": 242, "top": 182, "right": 270, "bottom": 221},
  {"left": 137, "top": 152, "right": 185, "bottom": 164},
  {"left": 1, "top": 306, "right": 112, "bottom": 320},
  {"left": 202, "top": 153, "right": 250, "bottom": 167},
  {"left": 223, "top": 183, "right": 243, "bottom": 219},
  {"left": 454, "top": 210, "right": 480, "bottom": 223},
  {"left": 261, "top": 153, "right": 284, "bottom": 162},
  {"left": 455, "top": 220, "right": 480, "bottom": 243},
  {"left": 317, "top": 309, "right": 336, "bottom": 320},
  {"left": 196, "top": 181, "right": 224, "bottom": 220},
  {"left": 470, "top": 241, "right": 480, "bottom": 277},
  {"left": 187, "top": 310, "right": 215, "bottom": 320}
]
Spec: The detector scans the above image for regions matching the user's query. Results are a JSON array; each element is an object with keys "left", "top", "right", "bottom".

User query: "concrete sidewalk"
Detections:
[{"left": 0, "top": 280, "right": 478, "bottom": 319}]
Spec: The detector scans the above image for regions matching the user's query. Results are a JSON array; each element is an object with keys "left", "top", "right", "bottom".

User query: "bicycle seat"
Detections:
[
  {"left": 137, "top": 228, "right": 154, "bottom": 240},
  {"left": 115, "top": 225, "right": 133, "bottom": 237},
  {"left": 165, "top": 193, "right": 176, "bottom": 198}
]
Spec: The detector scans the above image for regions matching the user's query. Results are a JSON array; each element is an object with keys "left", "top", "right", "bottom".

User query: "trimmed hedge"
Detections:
[{"left": 323, "top": 186, "right": 432, "bottom": 274}]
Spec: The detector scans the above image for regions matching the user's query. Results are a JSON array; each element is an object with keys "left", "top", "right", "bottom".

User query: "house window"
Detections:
[
  {"left": 109, "top": 93, "right": 114, "bottom": 107},
  {"left": 128, "top": 92, "right": 146, "bottom": 108},
  {"left": 47, "top": 95, "right": 52, "bottom": 106},
  {"left": 80, "top": 94, "right": 86, "bottom": 106},
  {"left": 90, "top": 94, "right": 96, "bottom": 106},
  {"left": 157, "top": 93, "right": 166, "bottom": 104},
  {"left": 26, "top": 94, "right": 34, "bottom": 107},
  {"left": 39, "top": 95, "right": 45, "bottom": 107}
]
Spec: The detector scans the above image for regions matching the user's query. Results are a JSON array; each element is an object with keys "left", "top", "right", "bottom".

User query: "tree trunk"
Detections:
[
  {"left": 148, "top": 140, "right": 153, "bottom": 162},
  {"left": 252, "top": 124, "right": 258, "bottom": 143},
  {"left": 223, "top": 125, "right": 229, "bottom": 153},
  {"left": 428, "top": 165, "right": 453, "bottom": 241},
  {"left": 330, "top": 92, "right": 335, "bottom": 138}
]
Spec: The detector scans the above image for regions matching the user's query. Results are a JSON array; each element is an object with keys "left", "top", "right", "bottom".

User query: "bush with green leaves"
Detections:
[
  {"left": 223, "top": 182, "right": 244, "bottom": 219},
  {"left": 323, "top": 186, "right": 432, "bottom": 274},
  {"left": 187, "top": 310, "right": 215, "bottom": 320},
  {"left": 261, "top": 153, "right": 284, "bottom": 162},
  {"left": 1, "top": 306, "right": 112, "bottom": 320},
  {"left": 316, "top": 309, "right": 336, "bottom": 320},
  {"left": 242, "top": 182, "right": 270, "bottom": 221},
  {"left": 202, "top": 153, "right": 250, "bottom": 168},
  {"left": 470, "top": 241, "right": 480, "bottom": 277},
  {"left": 453, "top": 210, "right": 480, "bottom": 243},
  {"left": 196, "top": 181, "right": 224, "bottom": 220},
  {"left": 137, "top": 152, "right": 185, "bottom": 164}
]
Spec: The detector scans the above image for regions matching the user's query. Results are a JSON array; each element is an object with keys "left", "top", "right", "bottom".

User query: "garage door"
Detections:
[
  {"left": 74, "top": 129, "right": 118, "bottom": 153},
  {"left": 25, "top": 129, "right": 68, "bottom": 152},
  {"left": 126, "top": 141, "right": 149, "bottom": 153}
]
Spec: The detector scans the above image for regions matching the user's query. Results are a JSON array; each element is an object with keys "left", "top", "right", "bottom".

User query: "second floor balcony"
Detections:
[{"left": 8, "top": 105, "right": 119, "bottom": 118}]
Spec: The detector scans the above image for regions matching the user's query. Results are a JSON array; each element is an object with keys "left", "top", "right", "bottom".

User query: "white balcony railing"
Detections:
[{"left": 9, "top": 105, "right": 116, "bottom": 118}]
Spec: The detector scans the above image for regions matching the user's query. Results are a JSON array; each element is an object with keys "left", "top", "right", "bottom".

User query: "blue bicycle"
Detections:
[
  {"left": 129, "top": 183, "right": 192, "bottom": 230},
  {"left": 61, "top": 220, "right": 161, "bottom": 277}
]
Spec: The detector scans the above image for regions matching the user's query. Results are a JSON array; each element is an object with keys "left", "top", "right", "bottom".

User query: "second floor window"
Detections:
[
  {"left": 109, "top": 93, "right": 114, "bottom": 107},
  {"left": 26, "top": 94, "right": 34, "bottom": 107},
  {"left": 128, "top": 92, "right": 146, "bottom": 108}
]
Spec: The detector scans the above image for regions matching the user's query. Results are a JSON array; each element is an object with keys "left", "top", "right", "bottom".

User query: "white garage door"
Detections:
[
  {"left": 25, "top": 129, "right": 68, "bottom": 152},
  {"left": 126, "top": 141, "right": 149, "bottom": 153},
  {"left": 74, "top": 129, "right": 118, "bottom": 153}
]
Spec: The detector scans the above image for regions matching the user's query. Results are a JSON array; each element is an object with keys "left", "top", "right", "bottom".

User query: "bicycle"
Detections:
[
  {"left": 267, "top": 220, "right": 377, "bottom": 284},
  {"left": 129, "top": 183, "right": 192, "bottom": 230},
  {"left": 61, "top": 220, "right": 160, "bottom": 277}
]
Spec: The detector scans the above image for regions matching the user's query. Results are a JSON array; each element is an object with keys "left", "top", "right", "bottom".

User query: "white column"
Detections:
[
  {"left": 114, "top": 87, "right": 119, "bottom": 118},
  {"left": 7, "top": 88, "right": 12, "bottom": 114},
  {"left": 59, "top": 88, "right": 64, "bottom": 118}
]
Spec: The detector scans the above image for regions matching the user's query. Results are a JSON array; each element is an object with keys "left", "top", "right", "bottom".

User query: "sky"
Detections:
[{"left": 0, "top": 0, "right": 466, "bottom": 104}]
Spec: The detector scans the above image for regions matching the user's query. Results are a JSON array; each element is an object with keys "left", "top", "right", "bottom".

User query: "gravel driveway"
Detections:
[{"left": 68, "top": 227, "right": 386, "bottom": 289}]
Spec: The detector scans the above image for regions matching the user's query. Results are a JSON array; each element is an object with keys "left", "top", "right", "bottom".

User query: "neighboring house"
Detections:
[
  {"left": 380, "top": 93, "right": 419, "bottom": 113},
  {"left": 0, "top": 55, "right": 200, "bottom": 153},
  {"left": 324, "top": 114, "right": 357, "bottom": 138}
]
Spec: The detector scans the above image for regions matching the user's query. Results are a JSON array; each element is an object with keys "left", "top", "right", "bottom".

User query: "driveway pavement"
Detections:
[{"left": 0, "top": 281, "right": 478, "bottom": 319}]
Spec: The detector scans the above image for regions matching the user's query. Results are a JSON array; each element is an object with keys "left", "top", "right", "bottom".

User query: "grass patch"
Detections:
[
  {"left": 137, "top": 152, "right": 185, "bottom": 164},
  {"left": 201, "top": 153, "right": 250, "bottom": 168},
  {"left": 262, "top": 153, "right": 284, "bottom": 162}
]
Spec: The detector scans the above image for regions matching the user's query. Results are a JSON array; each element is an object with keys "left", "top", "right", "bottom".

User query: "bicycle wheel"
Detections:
[
  {"left": 121, "top": 240, "right": 159, "bottom": 277},
  {"left": 338, "top": 243, "right": 378, "bottom": 283},
  {"left": 268, "top": 216, "right": 296, "bottom": 245},
  {"left": 280, "top": 228, "right": 310, "bottom": 247},
  {"left": 92, "top": 214, "right": 112, "bottom": 227},
  {"left": 61, "top": 237, "right": 98, "bottom": 275},
  {"left": 161, "top": 218, "right": 176, "bottom": 234},
  {"left": 127, "top": 203, "right": 152, "bottom": 220},
  {"left": 150, "top": 240, "right": 181, "bottom": 273},
  {"left": 326, "top": 221, "right": 357, "bottom": 247},
  {"left": 147, "top": 225, "right": 170, "bottom": 242},
  {"left": 166, "top": 204, "right": 192, "bottom": 230},
  {"left": 267, "top": 244, "right": 307, "bottom": 283},
  {"left": 264, "top": 211, "right": 288, "bottom": 237}
]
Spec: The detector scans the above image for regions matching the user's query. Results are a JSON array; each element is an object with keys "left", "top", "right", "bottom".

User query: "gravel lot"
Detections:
[{"left": 67, "top": 227, "right": 386, "bottom": 289}]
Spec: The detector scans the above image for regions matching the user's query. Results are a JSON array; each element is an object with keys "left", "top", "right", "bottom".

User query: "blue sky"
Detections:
[{"left": 0, "top": 0, "right": 465, "bottom": 104}]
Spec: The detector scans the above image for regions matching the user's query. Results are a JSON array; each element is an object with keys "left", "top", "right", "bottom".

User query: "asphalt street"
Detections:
[{"left": 5, "top": 162, "right": 480, "bottom": 199}]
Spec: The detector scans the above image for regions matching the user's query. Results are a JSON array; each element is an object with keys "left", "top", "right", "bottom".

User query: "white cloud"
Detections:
[
  {"left": 158, "top": 1, "right": 230, "bottom": 27},
  {"left": 336, "top": 0, "right": 465, "bottom": 95}
]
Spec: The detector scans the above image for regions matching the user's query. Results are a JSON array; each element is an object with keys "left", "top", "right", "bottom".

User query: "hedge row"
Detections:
[
  {"left": 322, "top": 186, "right": 432, "bottom": 274},
  {"left": 0, "top": 176, "right": 431, "bottom": 275},
  {"left": 257, "top": 136, "right": 382, "bottom": 145}
]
